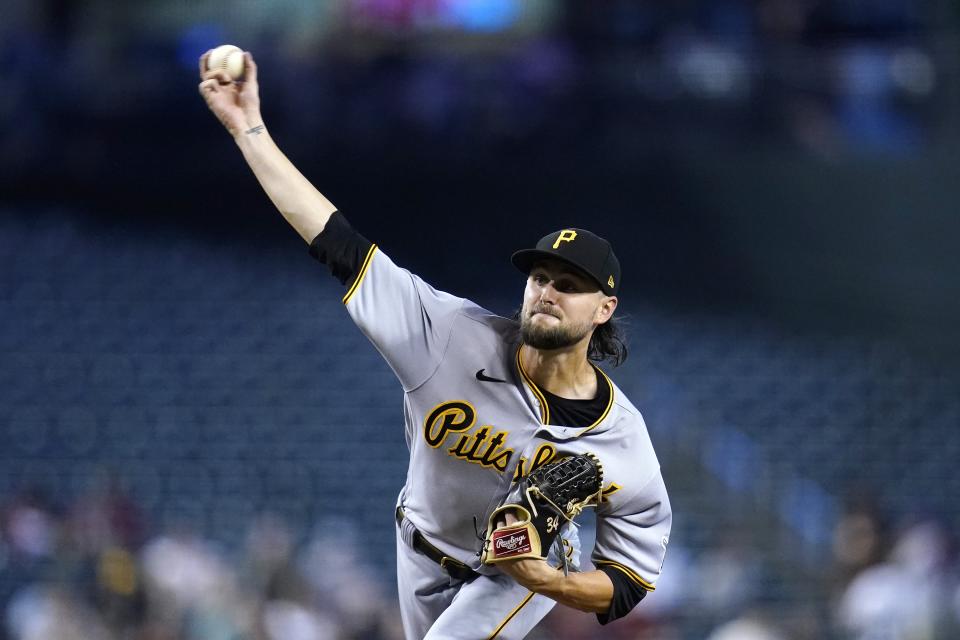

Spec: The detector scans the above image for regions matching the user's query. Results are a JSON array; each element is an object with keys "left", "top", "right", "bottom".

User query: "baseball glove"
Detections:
[{"left": 482, "top": 453, "right": 603, "bottom": 565}]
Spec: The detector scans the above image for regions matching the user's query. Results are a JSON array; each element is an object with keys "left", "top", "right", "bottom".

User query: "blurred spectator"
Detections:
[
  {"left": 837, "top": 519, "right": 956, "bottom": 640},
  {"left": 299, "top": 517, "right": 399, "bottom": 638},
  {"left": 693, "top": 535, "right": 767, "bottom": 618},
  {"left": 6, "top": 584, "right": 112, "bottom": 640},
  {"left": 261, "top": 599, "right": 338, "bottom": 640},
  {"left": 68, "top": 470, "right": 145, "bottom": 554},
  {"left": 2, "top": 491, "right": 56, "bottom": 562},
  {"left": 242, "top": 513, "right": 308, "bottom": 602},
  {"left": 140, "top": 525, "right": 245, "bottom": 637},
  {"left": 706, "top": 612, "right": 788, "bottom": 640},
  {"left": 831, "top": 496, "right": 887, "bottom": 586}
]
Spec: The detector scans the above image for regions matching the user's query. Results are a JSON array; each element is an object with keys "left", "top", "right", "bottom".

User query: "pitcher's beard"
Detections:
[{"left": 520, "top": 313, "right": 593, "bottom": 351}]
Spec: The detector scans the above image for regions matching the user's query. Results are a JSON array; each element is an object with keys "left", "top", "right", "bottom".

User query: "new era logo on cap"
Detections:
[{"left": 511, "top": 228, "right": 621, "bottom": 296}]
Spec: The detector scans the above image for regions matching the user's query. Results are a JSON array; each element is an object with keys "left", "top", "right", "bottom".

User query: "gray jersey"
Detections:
[{"left": 345, "top": 245, "right": 671, "bottom": 591}]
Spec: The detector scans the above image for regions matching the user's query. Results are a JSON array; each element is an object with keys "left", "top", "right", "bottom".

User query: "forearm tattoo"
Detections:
[{"left": 245, "top": 124, "right": 265, "bottom": 136}]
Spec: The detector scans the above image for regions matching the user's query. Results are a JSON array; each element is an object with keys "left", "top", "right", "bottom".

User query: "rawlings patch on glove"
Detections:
[{"left": 482, "top": 453, "right": 603, "bottom": 565}]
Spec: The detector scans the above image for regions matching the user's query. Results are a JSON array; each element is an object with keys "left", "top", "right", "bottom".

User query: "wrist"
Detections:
[
  {"left": 502, "top": 559, "right": 561, "bottom": 593},
  {"left": 232, "top": 119, "right": 266, "bottom": 141},
  {"left": 532, "top": 563, "right": 566, "bottom": 597},
  {"left": 233, "top": 123, "right": 270, "bottom": 151}
]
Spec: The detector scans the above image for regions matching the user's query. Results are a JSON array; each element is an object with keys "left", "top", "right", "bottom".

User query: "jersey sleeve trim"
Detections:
[
  {"left": 593, "top": 559, "right": 655, "bottom": 591},
  {"left": 341, "top": 244, "right": 378, "bottom": 305},
  {"left": 487, "top": 591, "right": 536, "bottom": 639}
]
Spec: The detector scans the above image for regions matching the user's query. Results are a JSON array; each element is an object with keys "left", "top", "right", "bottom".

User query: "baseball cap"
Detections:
[{"left": 511, "top": 228, "right": 620, "bottom": 296}]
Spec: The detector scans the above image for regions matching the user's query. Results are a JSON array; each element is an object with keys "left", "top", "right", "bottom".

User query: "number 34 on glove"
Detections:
[{"left": 482, "top": 453, "right": 603, "bottom": 564}]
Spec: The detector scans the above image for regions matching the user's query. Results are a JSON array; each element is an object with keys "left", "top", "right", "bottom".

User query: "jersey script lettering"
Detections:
[
  {"left": 424, "top": 400, "right": 515, "bottom": 472},
  {"left": 512, "top": 442, "right": 558, "bottom": 482},
  {"left": 422, "top": 402, "right": 626, "bottom": 495},
  {"left": 601, "top": 483, "right": 622, "bottom": 503}
]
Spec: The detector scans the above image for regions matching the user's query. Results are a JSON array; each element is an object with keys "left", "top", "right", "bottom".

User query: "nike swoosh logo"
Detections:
[{"left": 476, "top": 369, "right": 509, "bottom": 384}]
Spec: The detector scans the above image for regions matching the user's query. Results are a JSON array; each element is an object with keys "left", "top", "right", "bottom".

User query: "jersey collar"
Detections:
[{"left": 515, "top": 345, "right": 615, "bottom": 437}]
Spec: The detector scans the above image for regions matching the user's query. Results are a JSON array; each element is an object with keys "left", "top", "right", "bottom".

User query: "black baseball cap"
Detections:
[{"left": 511, "top": 228, "right": 621, "bottom": 296}]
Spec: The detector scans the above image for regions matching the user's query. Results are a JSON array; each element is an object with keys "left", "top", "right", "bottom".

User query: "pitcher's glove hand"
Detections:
[{"left": 482, "top": 453, "right": 603, "bottom": 564}]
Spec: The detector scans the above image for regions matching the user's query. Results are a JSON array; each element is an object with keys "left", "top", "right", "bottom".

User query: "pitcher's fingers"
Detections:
[
  {"left": 243, "top": 52, "right": 257, "bottom": 83},
  {"left": 198, "top": 78, "right": 221, "bottom": 97},
  {"left": 198, "top": 50, "right": 212, "bottom": 78},
  {"left": 201, "top": 69, "right": 234, "bottom": 85},
  {"left": 494, "top": 509, "right": 521, "bottom": 530}
]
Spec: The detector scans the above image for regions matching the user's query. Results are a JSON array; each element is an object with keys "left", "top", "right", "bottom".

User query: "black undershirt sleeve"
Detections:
[
  {"left": 596, "top": 565, "right": 648, "bottom": 625},
  {"left": 307, "top": 212, "right": 374, "bottom": 286}
]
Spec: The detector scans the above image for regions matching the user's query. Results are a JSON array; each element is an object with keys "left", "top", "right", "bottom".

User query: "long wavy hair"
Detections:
[
  {"left": 512, "top": 311, "right": 628, "bottom": 367},
  {"left": 587, "top": 317, "right": 628, "bottom": 367}
]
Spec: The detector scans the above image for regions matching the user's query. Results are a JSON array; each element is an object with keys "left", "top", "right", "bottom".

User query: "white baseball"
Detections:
[{"left": 207, "top": 44, "right": 245, "bottom": 80}]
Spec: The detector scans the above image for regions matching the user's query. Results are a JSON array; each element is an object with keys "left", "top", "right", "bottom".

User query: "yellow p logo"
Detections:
[{"left": 552, "top": 230, "right": 577, "bottom": 249}]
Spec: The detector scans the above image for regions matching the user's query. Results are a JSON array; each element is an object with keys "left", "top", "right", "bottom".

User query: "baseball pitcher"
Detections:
[{"left": 199, "top": 50, "right": 671, "bottom": 640}]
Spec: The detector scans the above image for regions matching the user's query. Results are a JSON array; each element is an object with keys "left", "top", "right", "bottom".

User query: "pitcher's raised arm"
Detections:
[{"left": 198, "top": 49, "right": 335, "bottom": 243}]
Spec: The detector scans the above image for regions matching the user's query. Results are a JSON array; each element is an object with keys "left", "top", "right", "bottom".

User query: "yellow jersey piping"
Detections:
[
  {"left": 342, "top": 244, "right": 378, "bottom": 305},
  {"left": 594, "top": 560, "right": 655, "bottom": 591},
  {"left": 487, "top": 591, "right": 536, "bottom": 639},
  {"left": 516, "top": 347, "right": 549, "bottom": 424},
  {"left": 575, "top": 364, "right": 615, "bottom": 437}
]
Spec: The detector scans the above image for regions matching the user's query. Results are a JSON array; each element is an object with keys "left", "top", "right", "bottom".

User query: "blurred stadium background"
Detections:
[{"left": 2, "top": 1, "right": 960, "bottom": 639}]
